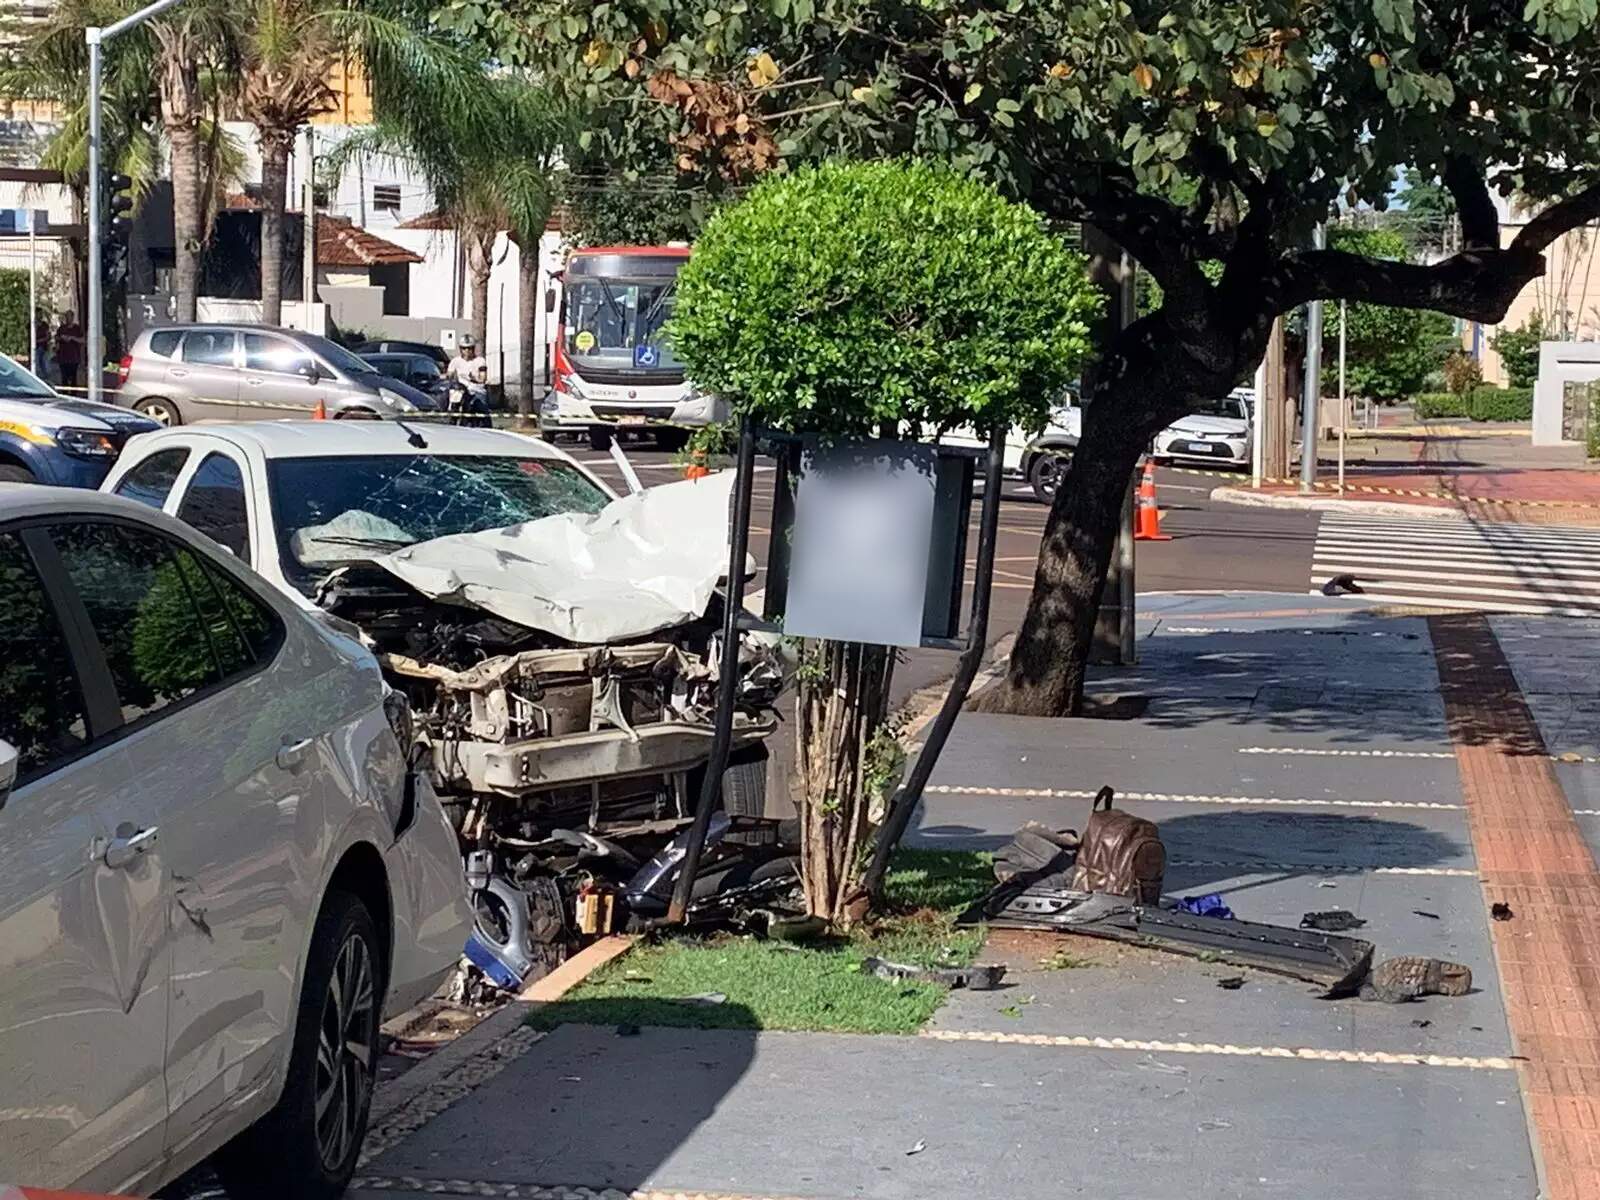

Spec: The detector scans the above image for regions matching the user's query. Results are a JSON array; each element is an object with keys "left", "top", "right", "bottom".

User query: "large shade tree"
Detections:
[{"left": 462, "top": 0, "right": 1600, "bottom": 715}]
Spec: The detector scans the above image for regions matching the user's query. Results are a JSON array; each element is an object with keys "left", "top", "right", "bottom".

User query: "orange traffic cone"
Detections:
[
  {"left": 1133, "top": 459, "right": 1171, "bottom": 541},
  {"left": 683, "top": 448, "right": 710, "bottom": 480},
  {"left": 311, "top": 398, "right": 327, "bottom": 420}
]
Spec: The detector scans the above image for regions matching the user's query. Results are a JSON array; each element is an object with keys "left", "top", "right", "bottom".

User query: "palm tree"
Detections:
[
  {"left": 324, "top": 75, "right": 570, "bottom": 414},
  {"left": 0, "top": 0, "right": 243, "bottom": 342},
  {"left": 235, "top": 0, "right": 490, "bottom": 325}
]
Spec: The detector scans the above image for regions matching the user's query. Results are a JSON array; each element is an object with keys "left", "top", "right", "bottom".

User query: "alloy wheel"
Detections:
[
  {"left": 314, "top": 931, "right": 376, "bottom": 1171},
  {"left": 1032, "top": 454, "right": 1066, "bottom": 502},
  {"left": 138, "top": 400, "right": 175, "bottom": 426}
]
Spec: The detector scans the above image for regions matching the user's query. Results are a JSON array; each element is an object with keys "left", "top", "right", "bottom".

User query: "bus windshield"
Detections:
[{"left": 563, "top": 276, "right": 684, "bottom": 372}]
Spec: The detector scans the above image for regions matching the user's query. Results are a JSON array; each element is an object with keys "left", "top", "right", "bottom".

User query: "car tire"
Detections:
[
  {"left": 720, "top": 743, "right": 771, "bottom": 818},
  {"left": 1028, "top": 447, "right": 1071, "bottom": 504},
  {"left": 587, "top": 426, "right": 613, "bottom": 451},
  {"left": 133, "top": 397, "right": 182, "bottom": 426},
  {"left": 0, "top": 462, "right": 35, "bottom": 483},
  {"left": 216, "top": 890, "right": 382, "bottom": 1200}
]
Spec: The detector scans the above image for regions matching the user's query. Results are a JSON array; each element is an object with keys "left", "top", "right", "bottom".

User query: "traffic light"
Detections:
[{"left": 102, "top": 172, "right": 133, "bottom": 287}]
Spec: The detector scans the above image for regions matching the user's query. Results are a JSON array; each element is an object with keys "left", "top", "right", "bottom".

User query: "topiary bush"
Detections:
[
  {"left": 669, "top": 160, "right": 1100, "bottom": 921},
  {"left": 0, "top": 267, "right": 43, "bottom": 360},
  {"left": 671, "top": 159, "right": 1100, "bottom": 438}
]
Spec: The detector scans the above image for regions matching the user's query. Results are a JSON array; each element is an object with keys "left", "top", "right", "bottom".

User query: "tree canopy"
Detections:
[
  {"left": 1323, "top": 226, "right": 1455, "bottom": 402},
  {"left": 448, "top": 0, "right": 1600, "bottom": 714}
]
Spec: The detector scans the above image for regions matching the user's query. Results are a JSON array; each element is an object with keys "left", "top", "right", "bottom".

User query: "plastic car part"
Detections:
[
  {"left": 464, "top": 876, "right": 538, "bottom": 990},
  {"left": 975, "top": 885, "right": 1375, "bottom": 996}
]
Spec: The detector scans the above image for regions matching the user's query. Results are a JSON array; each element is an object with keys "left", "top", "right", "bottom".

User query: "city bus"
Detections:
[{"left": 542, "top": 245, "right": 725, "bottom": 448}]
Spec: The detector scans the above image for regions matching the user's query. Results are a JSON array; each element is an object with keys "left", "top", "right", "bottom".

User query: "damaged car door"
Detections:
[
  {"left": 38, "top": 518, "right": 341, "bottom": 1156},
  {"left": 0, "top": 527, "right": 169, "bottom": 1192}
]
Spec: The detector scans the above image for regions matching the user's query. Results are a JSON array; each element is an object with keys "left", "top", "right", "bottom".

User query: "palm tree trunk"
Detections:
[
  {"left": 465, "top": 226, "right": 493, "bottom": 351},
  {"left": 258, "top": 131, "right": 293, "bottom": 325},
  {"left": 517, "top": 239, "right": 539, "bottom": 420},
  {"left": 155, "top": 24, "right": 205, "bottom": 323},
  {"left": 170, "top": 121, "right": 203, "bottom": 322}
]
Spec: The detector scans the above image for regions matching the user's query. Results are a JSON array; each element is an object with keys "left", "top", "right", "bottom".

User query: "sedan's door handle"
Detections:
[
  {"left": 276, "top": 736, "right": 315, "bottom": 771},
  {"left": 104, "top": 825, "right": 159, "bottom": 870}
]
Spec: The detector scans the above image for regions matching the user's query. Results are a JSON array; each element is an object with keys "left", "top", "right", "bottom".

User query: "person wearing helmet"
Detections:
[{"left": 445, "top": 333, "right": 491, "bottom": 421}]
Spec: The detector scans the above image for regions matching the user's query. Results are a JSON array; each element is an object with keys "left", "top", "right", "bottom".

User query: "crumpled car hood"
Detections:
[{"left": 343, "top": 471, "right": 738, "bottom": 644}]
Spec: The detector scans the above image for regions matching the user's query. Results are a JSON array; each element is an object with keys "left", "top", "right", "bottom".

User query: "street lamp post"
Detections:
[
  {"left": 86, "top": 0, "right": 190, "bottom": 402},
  {"left": 1298, "top": 222, "right": 1327, "bottom": 494}
]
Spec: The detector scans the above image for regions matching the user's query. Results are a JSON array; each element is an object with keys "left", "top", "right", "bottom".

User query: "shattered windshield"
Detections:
[{"left": 267, "top": 454, "right": 611, "bottom": 593}]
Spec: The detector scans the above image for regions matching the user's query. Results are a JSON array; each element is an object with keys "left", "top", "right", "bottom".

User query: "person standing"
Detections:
[
  {"left": 32, "top": 315, "right": 52, "bottom": 382},
  {"left": 54, "top": 312, "right": 83, "bottom": 391}
]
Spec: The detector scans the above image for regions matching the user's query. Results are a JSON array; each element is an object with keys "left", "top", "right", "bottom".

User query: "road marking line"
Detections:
[
  {"left": 352, "top": 1180, "right": 805, "bottom": 1200},
  {"left": 918, "top": 1029, "right": 1514, "bottom": 1070},
  {"left": 1315, "top": 544, "right": 1600, "bottom": 572},
  {"left": 1240, "top": 746, "right": 1457, "bottom": 759},
  {"left": 925, "top": 784, "right": 1464, "bottom": 811},
  {"left": 1169, "top": 858, "right": 1476, "bottom": 877}
]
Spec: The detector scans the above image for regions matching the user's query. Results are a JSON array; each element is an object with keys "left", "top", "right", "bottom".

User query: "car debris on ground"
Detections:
[{"left": 963, "top": 789, "right": 1474, "bottom": 1004}]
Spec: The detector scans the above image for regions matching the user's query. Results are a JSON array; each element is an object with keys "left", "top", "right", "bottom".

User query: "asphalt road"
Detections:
[{"left": 562, "top": 441, "right": 1322, "bottom": 701}]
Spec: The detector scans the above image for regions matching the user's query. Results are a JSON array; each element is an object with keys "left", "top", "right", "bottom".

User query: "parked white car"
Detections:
[
  {"left": 1153, "top": 391, "right": 1254, "bottom": 467},
  {"left": 0, "top": 485, "right": 471, "bottom": 1197}
]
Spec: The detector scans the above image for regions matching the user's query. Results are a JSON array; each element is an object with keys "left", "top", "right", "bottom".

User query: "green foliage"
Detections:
[
  {"left": 1578, "top": 382, "right": 1600, "bottom": 458},
  {"left": 0, "top": 269, "right": 46, "bottom": 360},
  {"left": 669, "top": 161, "right": 1099, "bottom": 437},
  {"left": 1492, "top": 314, "right": 1544, "bottom": 388},
  {"left": 1322, "top": 227, "right": 1455, "bottom": 402},
  {"left": 1412, "top": 386, "right": 1533, "bottom": 422},
  {"left": 1466, "top": 386, "right": 1533, "bottom": 422},
  {"left": 1411, "top": 392, "right": 1468, "bottom": 419},
  {"left": 562, "top": 175, "right": 708, "bottom": 246},
  {"left": 1442, "top": 351, "right": 1484, "bottom": 395}
]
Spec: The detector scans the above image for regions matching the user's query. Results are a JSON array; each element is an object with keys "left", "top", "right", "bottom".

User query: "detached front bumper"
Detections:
[{"left": 434, "top": 715, "right": 779, "bottom": 795}]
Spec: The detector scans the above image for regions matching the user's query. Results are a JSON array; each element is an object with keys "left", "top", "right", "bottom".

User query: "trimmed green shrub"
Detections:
[
  {"left": 670, "top": 160, "right": 1101, "bottom": 437},
  {"left": 1413, "top": 387, "right": 1533, "bottom": 422},
  {"left": 0, "top": 268, "right": 44, "bottom": 360},
  {"left": 1412, "top": 392, "right": 1469, "bottom": 419},
  {"left": 1491, "top": 314, "right": 1543, "bottom": 389},
  {"left": 1466, "top": 386, "right": 1533, "bottom": 422}
]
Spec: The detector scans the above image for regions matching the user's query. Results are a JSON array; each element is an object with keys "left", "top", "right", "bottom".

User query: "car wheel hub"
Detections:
[{"left": 315, "top": 932, "right": 375, "bottom": 1171}]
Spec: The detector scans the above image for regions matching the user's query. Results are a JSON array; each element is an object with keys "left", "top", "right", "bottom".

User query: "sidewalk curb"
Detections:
[
  {"left": 368, "top": 997, "right": 534, "bottom": 1126},
  {"left": 1210, "top": 485, "right": 1461, "bottom": 519}
]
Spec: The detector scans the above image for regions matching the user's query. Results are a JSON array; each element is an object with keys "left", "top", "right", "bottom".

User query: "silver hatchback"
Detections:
[{"left": 117, "top": 324, "right": 437, "bottom": 425}]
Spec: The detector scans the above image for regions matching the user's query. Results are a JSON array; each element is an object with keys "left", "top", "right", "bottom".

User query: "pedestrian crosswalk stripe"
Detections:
[{"left": 1312, "top": 513, "right": 1600, "bottom": 615}]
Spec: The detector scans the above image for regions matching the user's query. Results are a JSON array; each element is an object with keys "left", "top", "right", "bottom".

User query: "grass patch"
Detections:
[{"left": 528, "top": 849, "right": 993, "bottom": 1036}]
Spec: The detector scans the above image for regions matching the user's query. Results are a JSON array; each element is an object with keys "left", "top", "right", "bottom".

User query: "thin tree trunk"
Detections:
[{"left": 259, "top": 133, "right": 292, "bottom": 326}]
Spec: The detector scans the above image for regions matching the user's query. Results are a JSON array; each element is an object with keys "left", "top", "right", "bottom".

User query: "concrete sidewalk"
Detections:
[{"left": 346, "top": 592, "right": 1600, "bottom": 1200}]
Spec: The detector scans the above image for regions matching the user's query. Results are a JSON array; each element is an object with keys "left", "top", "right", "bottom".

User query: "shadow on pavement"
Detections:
[{"left": 356, "top": 1007, "right": 760, "bottom": 1197}]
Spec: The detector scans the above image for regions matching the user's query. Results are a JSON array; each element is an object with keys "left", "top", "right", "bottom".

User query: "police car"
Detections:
[{"left": 0, "top": 356, "right": 157, "bottom": 488}]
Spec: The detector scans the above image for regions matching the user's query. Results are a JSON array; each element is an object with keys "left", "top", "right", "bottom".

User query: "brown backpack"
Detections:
[{"left": 1069, "top": 786, "right": 1166, "bottom": 903}]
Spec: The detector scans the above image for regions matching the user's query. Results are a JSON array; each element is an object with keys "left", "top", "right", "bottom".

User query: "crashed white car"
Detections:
[
  {"left": 1153, "top": 391, "right": 1253, "bottom": 467},
  {"left": 103, "top": 422, "right": 786, "bottom": 989}
]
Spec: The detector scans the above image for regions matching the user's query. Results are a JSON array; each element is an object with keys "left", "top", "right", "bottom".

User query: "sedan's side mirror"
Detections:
[
  {"left": 297, "top": 362, "right": 321, "bottom": 384},
  {"left": 0, "top": 738, "right": 18, "bottom": 810}
]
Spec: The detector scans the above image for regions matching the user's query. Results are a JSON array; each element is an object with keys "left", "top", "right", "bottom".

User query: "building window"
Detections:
[{"left": 373, "top": 184, "right": 402, "bottom": 213}]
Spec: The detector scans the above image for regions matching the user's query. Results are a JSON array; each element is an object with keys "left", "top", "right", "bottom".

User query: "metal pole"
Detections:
[
  {"left": 1338, "top": 300, "right": 1348, "bottom": 495},
  {"left": 1251, "top": 359, "right": 1266, "bottom": 488},
  {"left": 862, "top": 424, "right": 1006, "bottom": 900},
  {"left": 301, "top": 128, "right": 315, "bottom": 318},
  {"left": 667, "top": 416, "right": 757, "bottom": 925},
  {"left": 27, "top": 214, "right": 38, "bottom": 379},
  {"left": 1299, "top": 223, "right": 1327, "bottom": 494},
  {"left": 86, "top": 29, "right": 102, "bottom": 401}
]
